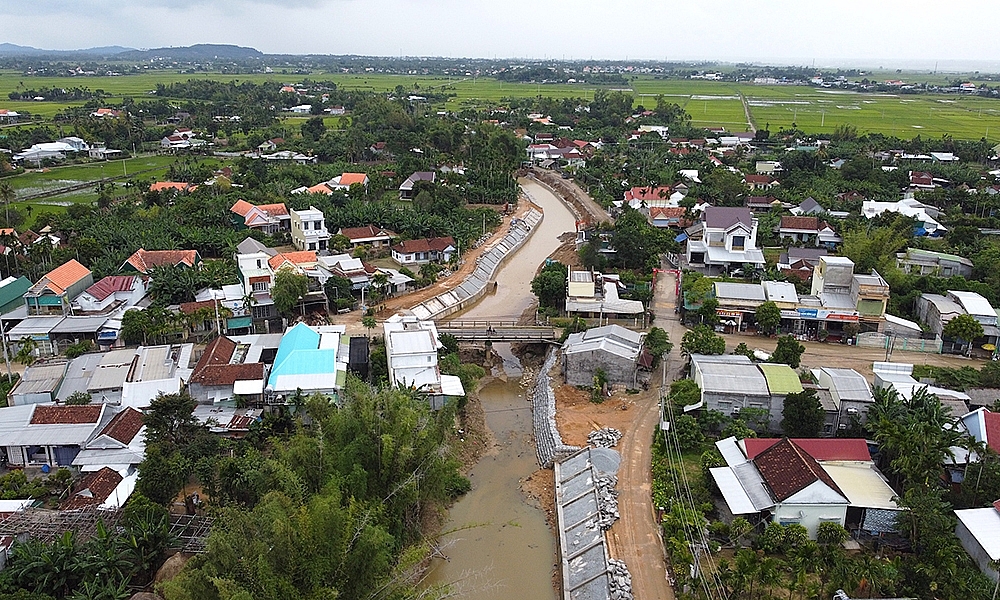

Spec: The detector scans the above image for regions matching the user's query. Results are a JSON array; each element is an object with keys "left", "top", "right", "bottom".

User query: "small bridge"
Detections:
[{"left": 438, "top": 320, "right": 558, "bottom": 343}]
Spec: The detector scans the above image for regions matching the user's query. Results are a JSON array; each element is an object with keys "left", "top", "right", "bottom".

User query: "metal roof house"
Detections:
[
  {"left": 383, "top": 314, "right": 464, "bottom": 408},
  {"left": 710, "top": 436, "right": 900, "bottom": 539},
  {"left": 562, "top": 325, "right": 644, "bottom": 387},
  {"left": 955, "top": 501, "right": 1000, "bottom": 584},
  {"left": 266, "top": 322, "right": 348, "bottom": 402},
  {"left": 687, "top": 355, "right": 801, "bottom": 432},
  {"left": 0, "top": 404, "right": 118, "bottom": 467}
]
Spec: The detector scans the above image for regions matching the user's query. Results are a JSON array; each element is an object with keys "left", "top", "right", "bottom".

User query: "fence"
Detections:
[{"left": 856, "top": 332, "right": 942, "bottom": 354}]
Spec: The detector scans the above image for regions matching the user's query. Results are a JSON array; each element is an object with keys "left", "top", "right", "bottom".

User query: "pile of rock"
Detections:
[
  {"left": 588, "top": 427, "right": 623, "bottom": 448},
  {"left": 595, "top": 475, "right": 620, "bottom": 530},
  {"left": 608, "top": 559, "right": 633, "bottom": 600},
  {"left": 532, "top": 349, "right": 580, "bottom": 467}
]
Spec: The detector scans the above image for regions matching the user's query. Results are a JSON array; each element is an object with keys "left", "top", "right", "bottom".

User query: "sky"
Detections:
[{"left": 5, "top": 0, "right": 1000, "bottom": 70}]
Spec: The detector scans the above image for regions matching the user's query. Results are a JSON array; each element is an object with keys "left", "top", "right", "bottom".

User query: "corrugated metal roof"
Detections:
[
  {"left": 732, "top": 461, "right": 776, "bottom": 510},
  {"left": 715, "top": 282, "right": 766, "bottom": 301},
  {"left": 822, "top": 368, "right": 873, "bottom": 402},
  {"left": 8, "top": 317, "right": 64, "bottom": 336},
  {"left": 51, "top": 315, "right": 110, "bottom": 334},
  {"left": 822, "top": 463, "right": 899, "bottom": 510},
  {"left": 697, "top": 362, "right": 769, "bottom": 395},
  {"left": 710, "top": 467, "right": 758, "bottom": 514},
  {"left": 949, "top": 290, "right": 996, "bottom": 317},
  {"left": 716, "top": 436, "right": 748, "bottom": 466},
  {"left": 758, "top": 363, "right": 804, "bottom": 395},
  {"left": 954, "top": 507, "right": 1000, "bottom": 561}
]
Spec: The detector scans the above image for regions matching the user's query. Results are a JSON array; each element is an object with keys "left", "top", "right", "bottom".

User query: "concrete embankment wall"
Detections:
[{"left": 408, "top": 207, "right": 543, "bottom": 321}]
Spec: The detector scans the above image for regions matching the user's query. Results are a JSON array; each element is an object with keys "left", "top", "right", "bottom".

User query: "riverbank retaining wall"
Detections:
[
  {"left": 408, "top": 206, "right": 543, "bottom": 321},
  {"left": 533, "top": 348, "right": 580, "bottom": 468}
]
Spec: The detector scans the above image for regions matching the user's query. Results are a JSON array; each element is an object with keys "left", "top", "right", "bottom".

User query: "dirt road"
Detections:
[
  {"left": 720, "top": 333, "right": 987, "bottom": 377},
  {"left": 604, "top": 267, "right": 682, "bottom": 600}
]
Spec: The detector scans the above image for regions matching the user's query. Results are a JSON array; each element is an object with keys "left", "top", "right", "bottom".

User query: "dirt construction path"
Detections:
[{"left": 603, "top": 266, "right": 682, "bottom": 600}]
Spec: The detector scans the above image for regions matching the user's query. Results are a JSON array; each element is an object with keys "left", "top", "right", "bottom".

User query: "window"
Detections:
[
  {"left": 252, "top": 281, "right": 269, "bottom": 292},
  {"left": 732, "top": 235, "right": 746, "bottom": 251}
]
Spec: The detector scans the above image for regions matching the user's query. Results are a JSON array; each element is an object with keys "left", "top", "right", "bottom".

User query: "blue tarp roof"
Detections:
[{"left": 674, "top": 232, "right": 688, "bottom": 243}]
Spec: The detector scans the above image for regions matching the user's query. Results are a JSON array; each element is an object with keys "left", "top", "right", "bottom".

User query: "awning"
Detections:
[
  {"left": 227, "top": 316, "right": 253, "bottom": 330},
  {"left": 674, "top": 232, "right": 688, "bottom": 243},
  {"left": 710, "top": 467, "right": 758, "bottom": 514},
  {"left": 233, "top": 379, "right": 264, "bottom": 395}
]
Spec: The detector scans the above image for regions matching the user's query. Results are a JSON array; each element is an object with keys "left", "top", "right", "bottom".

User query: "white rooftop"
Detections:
[{"left": 955, "top": 506, "right": 1000, "bottom": 561}]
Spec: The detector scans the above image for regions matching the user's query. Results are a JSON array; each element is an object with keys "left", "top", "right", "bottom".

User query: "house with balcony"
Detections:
[
  {"left": 290, "top": 206, "right": 330, "bottom": 252},
  {"left": 24, "top": 259, "right": 93, "bottom": 316},
  {"left": 74, "top": 275, "right": 145, "bottom": 314},
  {"left": 685, "top": 207, "right": 765, "bottom": 274},
  {"left": 777, "top": 216, "right": 841, "bottom": 249},
  {"left": 383, "top": 314, "right": 464, "bottom": 409},
  {"left": 229, "top": 200, "right": 290, "bottom": 234}
]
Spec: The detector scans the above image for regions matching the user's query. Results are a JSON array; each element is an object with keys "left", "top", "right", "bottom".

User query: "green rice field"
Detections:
[{"left": 2, "top": 71, "right": 1000, "bottom": 141}]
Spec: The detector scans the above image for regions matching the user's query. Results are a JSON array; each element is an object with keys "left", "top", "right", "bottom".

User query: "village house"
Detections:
[
  {"left": 187, "top": 336, "right": 268, "bottom": 404},
  {"left": 777, "top": 216, "right": 842, "bottom": 249},
  {"left": 562, "top": 325, "right": 645, "bottom": 387},
  {"left": 399, "top": 171, "right": 436, "bottom": 200},
  {"left": 391, "top": 237, "right": 456, "bottom": 267},
  {"left": 896, "top": 248, "right": 973, "bottom": 278},
  {"left": 290, "top": 206, "right": 330, "bottom": 252},
  {"left": 338, "top": 225, "right": 396, "bottom": 249},
  {"left": 685, "top": 206, "right": 766, "bottom": 275},
  {"left": 564, "top": 270, "right": 644, "bottom": 320},
  {"left": 383, "top": 314, "right": 464, "bottom": 409},
  {"left": 229, "top": 200, "right": 290, "bottom": 234},
  {"left": 710, "top": 436, "right": 900, "bottom": 539},
  {"left": 122, "top": 248, "right": 201, "bottom": 275},
  {"left": 266, "top": 322, "right": 349, "bottom": 402},
  {"left": 24, "top": 259, "right": 93, "bottom": 316},
  {"left": 0, "top": 276, "right": 32, "bottom": 314},
  {"left": 744, "top": 174, "right": 779, "bottom": 191},
  {"left": 73, "top": 275, "right": 145, "bottom": 314},
  {"left": 955, "top": 501, "right": 1000, "bottom": 584}
]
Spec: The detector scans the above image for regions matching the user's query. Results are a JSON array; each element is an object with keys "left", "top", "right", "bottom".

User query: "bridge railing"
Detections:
[{"left": 439, "top": 319, "right": 522, "bottom": 328}]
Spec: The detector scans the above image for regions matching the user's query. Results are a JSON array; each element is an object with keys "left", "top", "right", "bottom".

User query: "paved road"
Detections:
[{"left": 606, "top": 266, "right": 681, "bottom": 600}]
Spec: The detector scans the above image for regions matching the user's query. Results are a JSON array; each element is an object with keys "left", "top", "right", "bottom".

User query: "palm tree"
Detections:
[
  {"left": 15, "top": 336, "right": 38, "bottom": 365},
  {"left": 0, "top": 181, "right": 15, "bottom": 225}
]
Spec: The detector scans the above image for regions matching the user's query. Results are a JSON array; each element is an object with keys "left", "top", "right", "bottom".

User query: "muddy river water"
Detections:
[{"left": 425, "top": 179, "right": 576, "bottom": 598}]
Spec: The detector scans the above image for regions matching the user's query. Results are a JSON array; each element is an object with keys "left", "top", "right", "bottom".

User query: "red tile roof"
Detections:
[
  {"left": 230, "top": 200, "right": 287, "bottom": 219},
  {"left": 752, "top": 438, "right": 846, "bottom": 502},
  {"left": 338, "top": 173, "right": 368, "bottom": 186},
  {"left": 179, "top": 299, "right": 218, "bottom": 315},
  {"left": 624, "top": 186, "right": 672, "bottom": 202},
  {"left": 37, "top": 260, "right": 91, "bottom": 295},
  {"left": 30, "top": 405, "right": 102, "bottom": 425},
  {"left": 339, "top": 225, "right": 396, "bottom": 241},
  {"left": 392, "top": 236, "right": 456, "bottom": 254},
  {"left": 61, "top": 467, "right": 123, "bottom": 510},
  {"left": 192, "top": 337, "right": 237, "bottom": 374},
  {"left": 744, "top": 174, "right": 775, "bottom": 184},
  {"left": 268, "top": 251, "right": 317, "bottom": 271},
  {"left": 191, "top": 362, "right": 266, "bottom": 386},
  {"left": 149, "top": 181, "right": 197, "bottom": 193},
  {"left": 98, "top": 408, "right": 144, "bottom": 444},
  {"left": 780, "top": 216, "right": 822, "bottom": 231},
  {"left": 84, "top": 275, "right": 136, "bottom": 301},
  {"left": 743, "top": 438, "right": 871, "bottom": 461},
  {"left": 125, "top": 249, "right": 200, "bottom": 274}
]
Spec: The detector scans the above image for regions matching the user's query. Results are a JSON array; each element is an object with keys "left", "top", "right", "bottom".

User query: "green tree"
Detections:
[
  {"left": 681, "top": 325, "right": 726, "bottom": 356},
  {"left": 64, "top": 391, "right": 92, "bottom": 405},
  {"left": 361, "top": 315, "right": 377, "bottom": 339},
  {"left": 531, "top": 261, "right": 568, "bottom": 309},
  {"left": 300, "top": 116, "right": 326, "bottom": 141},
  {"left": 644, "top": 327, "right": 672, "bottom": 367},
  {"left": 769, "top": 334, "right": 805, "bottom": 368},
  {"left": 782, "top": 389, "right": 825, "bottom": 437},
  {"left": 143, "top": 392, "right": 200, "bottom": 448},
  {"left": 271, "top": 270, "right": 309, "bottom": 319},
  {"left": 755, "top": 301, "right": 781, "bottom": 335},
  {"left": 943, "top": 313, "right": 984, "bottom": 353},
  {"left": 817, "top": 521, "right": 850, "bottom": 546},
  {"left": 673, "top": 414, "right": 705, "bottom": 451},
  {"left": 668, "top": 379, "right": 701, "bottom": 410},
  {"left": 698, "top": 297, "right": 720, "bottom": 326}
]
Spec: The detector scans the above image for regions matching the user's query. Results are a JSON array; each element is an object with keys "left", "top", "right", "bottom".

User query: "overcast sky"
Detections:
[{"left": 5, "top": 0, "right": 1000, "bottom": 69}]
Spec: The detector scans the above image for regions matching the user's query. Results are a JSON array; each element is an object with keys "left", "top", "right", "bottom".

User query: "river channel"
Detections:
[{"left": 425, "top": 178, "right": 576, "bottom": 598}]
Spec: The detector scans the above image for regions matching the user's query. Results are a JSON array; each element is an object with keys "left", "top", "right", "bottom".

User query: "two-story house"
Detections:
[
  {"left": 24, "top": 260, "right": 94, "bottom": 316},
  {"left": 290, "top": 206, "right": 330, "bottom": 252},
  {"left": 778, "top": 216, "right": 842, "bottom": 249},
  {"left": 229, "top": 200, "right": 290, "bottom": 234},
  {"left": 685, "top": 207, "right": 765, "bottom": 274}
]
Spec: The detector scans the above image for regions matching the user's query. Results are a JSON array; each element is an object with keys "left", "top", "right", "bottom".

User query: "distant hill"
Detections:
[
  {"left": 0, "top": 43, "right": 260, "bottom": 60},
  {"left": 116, "top": 44, "right": 263, "bottom": 60},
  {"left": 0, "top": 43, "right": 135, "bottom": 56}
]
